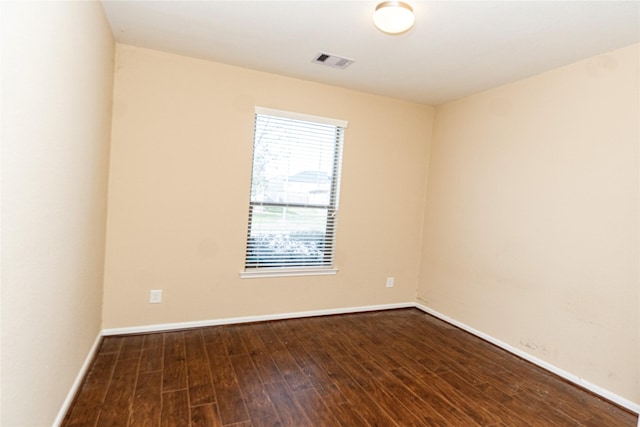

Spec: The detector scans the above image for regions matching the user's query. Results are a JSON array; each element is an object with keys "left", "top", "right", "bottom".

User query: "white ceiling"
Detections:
[{"left": 101, "top": 1, "right": 640, "bottom": 105}]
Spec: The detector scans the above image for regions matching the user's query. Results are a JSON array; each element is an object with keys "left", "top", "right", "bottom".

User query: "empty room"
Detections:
[{"left": 2, "top": 1, "right": 639, "bottom": 426}]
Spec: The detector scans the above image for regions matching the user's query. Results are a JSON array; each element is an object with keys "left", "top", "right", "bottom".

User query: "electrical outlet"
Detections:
[
  {"left": 149, "top": 289, "right": 162, "bottom": 303},
  {"left": 386, "top": 277, "right": 394, "bottom": 288}
]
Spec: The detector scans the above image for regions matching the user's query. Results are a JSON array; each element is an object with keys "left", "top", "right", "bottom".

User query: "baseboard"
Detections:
[
  {"left": 52, "top": 332, "right": 103, "bottom": 426},
  {"left": 101, "top": 301, "right": 415, "bottom": 336},
  {"left": 414, "top": 302, "right": 640, "bottom": 415}
]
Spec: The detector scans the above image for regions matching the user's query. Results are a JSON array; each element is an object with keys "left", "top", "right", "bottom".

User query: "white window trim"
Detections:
[
  {"left": 242, "top": 107, "right": 347, "bottom": 278},
  {"left": 240, "top": 267, "right": 339, "bottom": 279},
  {"left": 254, "top": 107, "right": 349, "bottom": 129}
]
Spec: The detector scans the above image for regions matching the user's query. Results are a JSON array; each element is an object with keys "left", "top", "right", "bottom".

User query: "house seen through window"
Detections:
[{"left": 243, "top": 107, "right": 347, "bottom": 276}]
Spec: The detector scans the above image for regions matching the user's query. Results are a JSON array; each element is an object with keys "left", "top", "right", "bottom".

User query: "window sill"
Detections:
[{"left": 240, "top": 267, "right": 338, "bottom": 279}]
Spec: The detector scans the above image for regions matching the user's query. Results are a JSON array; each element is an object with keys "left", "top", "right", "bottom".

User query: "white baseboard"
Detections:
[
  {"left": 414, "top": 302, "right": 640, "bottom": 415},
  {"left": 52, "top": 332, "right": 103, "bottom": 426},
  {"left": 101, "top": 302, "right": 415, "bottom": 336}
]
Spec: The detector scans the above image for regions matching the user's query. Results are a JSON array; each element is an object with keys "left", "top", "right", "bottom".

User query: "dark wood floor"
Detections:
[{"left": 62, "top": 308, "right": 637, "bottom": 426}]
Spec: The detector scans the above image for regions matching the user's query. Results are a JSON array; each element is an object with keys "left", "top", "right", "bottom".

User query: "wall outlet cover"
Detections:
[{"left": 150, "top": 289, "right": 162, "bottom": 303}]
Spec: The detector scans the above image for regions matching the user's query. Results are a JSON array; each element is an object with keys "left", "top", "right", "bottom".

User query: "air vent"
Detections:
[{"left": 312, "top": 52, "right": 354, "bottom": 69}]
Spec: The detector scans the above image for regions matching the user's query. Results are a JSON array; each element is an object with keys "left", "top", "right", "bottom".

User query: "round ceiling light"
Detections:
[{"left": 373, "top": 1, "right": 415, "bottom": 34}]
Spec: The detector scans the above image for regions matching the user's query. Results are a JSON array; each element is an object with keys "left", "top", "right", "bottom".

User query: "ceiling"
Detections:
[{"left": 101, "top": 1, "right": 640, "bottom": 106}]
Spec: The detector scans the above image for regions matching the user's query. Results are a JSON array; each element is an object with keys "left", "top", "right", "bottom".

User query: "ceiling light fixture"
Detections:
[{"left": 373, "top": 1, "right": 415, "bottom": 34}]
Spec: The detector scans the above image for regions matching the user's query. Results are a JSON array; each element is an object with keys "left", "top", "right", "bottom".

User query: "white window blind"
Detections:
[{"left": 244, "top": 108, "right": 347, "bottom": 274}]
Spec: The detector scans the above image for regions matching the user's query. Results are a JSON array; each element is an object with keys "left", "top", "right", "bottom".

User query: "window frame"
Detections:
[{"left": 241, "top": 107, "right": 347, "bottom": 279}]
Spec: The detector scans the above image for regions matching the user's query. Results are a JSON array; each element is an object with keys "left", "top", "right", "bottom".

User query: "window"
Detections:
[{"left": 242, "top": 107, "right": 347, "bottom": 278}]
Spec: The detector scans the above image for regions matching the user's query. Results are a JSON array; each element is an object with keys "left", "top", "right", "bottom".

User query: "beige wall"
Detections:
[
  {"left": 418, "top": 44, "right": 639, "bottom": 402},
  {"left": 102, "top": 45, "right": 434, "bottom": 329},
  {"left": 1, "top": 2, "right": 114, "bottom": 425}
]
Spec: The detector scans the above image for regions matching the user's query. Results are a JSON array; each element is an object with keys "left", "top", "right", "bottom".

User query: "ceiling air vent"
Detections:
[{"left": 312, "top": 52, "right": 354, "bottom": 69}]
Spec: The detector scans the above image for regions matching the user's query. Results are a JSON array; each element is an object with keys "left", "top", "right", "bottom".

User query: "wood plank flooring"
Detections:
[{"left": 62, "top": 308, "right": 638, "bottom": 426}]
